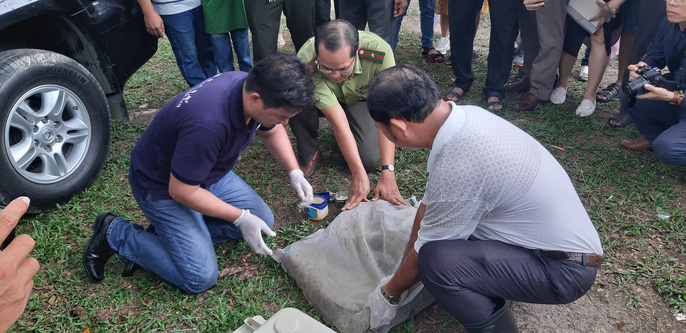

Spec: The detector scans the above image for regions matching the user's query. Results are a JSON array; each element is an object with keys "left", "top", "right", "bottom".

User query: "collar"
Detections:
[
  {"left": 229, "top": 77, "right": 252, "bottom": 130},
  {"left": 426, "top": 102, "right": 466, "bottom": 174}
]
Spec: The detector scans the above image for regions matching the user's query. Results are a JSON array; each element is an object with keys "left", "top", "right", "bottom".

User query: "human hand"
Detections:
[
  {"left": 288, "top": 169, "right": 314, "bottom": 207},
  {"left": 590, "top": 0, "right": 616, "bottom": 29},
  {"left": 636, "top": 84, "right": 675, "bottom": 101},
  {"left": 393, "top": 0, "right": 408, "bottom": 17},
  {"left": 0, "top": 197, "right": 39, "bottom": 333},
  {"left": 342, "top": 175, "right": 370, "bottom": 211},
  {"left": 234, "top": 210, "right": 276, "bottom": 256},
  {"left": 523, "top": 0, "right": 545, "bottom": 11},
  {"left": 373, "top": 172, "right": 408, "bottom": 206},
  {"left": 366, "top": 276, "right": 400, "bottom": 329},
  {"left": 143, "top": 10, "right": 165, "bottom": 38},
  {"left": 627, "top": 61, "right": 648, "bottom": 81}
]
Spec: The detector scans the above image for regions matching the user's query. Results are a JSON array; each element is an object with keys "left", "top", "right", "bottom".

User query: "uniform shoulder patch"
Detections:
[
  {"left": 306, "top": 55, "right": 318, "bottom": 72},
  {"left": 359, "top": 47, "right": 385, "bottom": 64}
]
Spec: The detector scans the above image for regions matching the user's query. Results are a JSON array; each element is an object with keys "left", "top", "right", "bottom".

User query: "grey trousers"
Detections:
[
  {"left": 288, "top": 101, "right": 381, "bottom": 172},
  {"left": 518, "top": 0, "right": 569, "bottom": 100},
  {"left": 245, "top": 0, "right": 314, "bottom": 63},
  {"left": 338, "top": 0, "right": 397, "bottom": 46},
  {"left": 418, "top": 239, "right": 599, "bottom": 325}
]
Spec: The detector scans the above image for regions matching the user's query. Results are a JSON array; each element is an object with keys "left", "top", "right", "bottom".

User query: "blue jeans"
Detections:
[
  {"left": 210, "top": 28, "right": 253, "bottom": 72},
  {"left": 162, "top": 6, "right": 217, "bottom": 87},
  {"left": 107, "top": 171, "right": 274, "bottom": 294},
  {"left": 394, "top": 0, "right": 435, "bottom": 50}
]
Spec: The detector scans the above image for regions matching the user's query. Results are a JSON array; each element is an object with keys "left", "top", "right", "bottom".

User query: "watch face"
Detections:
[{"left": 383, "top": 165, "right": 395, "bottom": 172}]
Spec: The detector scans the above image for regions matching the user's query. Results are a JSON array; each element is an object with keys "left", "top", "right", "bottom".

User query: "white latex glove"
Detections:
[
  {"left": 234, "top": 209, "right": 276, "bottom": 256},
  {"left": 288, "top": 169, "right": 314, "bottom": 207},
  {"left": 365, "top": 276, "right": 400, "bottom": 329}
]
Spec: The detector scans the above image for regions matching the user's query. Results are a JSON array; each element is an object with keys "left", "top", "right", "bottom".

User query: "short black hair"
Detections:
[
  {"left": 244, "top": 53, "right": 314, "bottom": 113},
  {"left": 367, "top": 65, "right": 440, "bottom": 125},
  {"left": 314, "top": 19, "right": 359, "bottom": 58}
]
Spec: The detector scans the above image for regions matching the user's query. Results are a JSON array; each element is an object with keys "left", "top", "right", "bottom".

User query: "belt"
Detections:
[{"left": 548, "top": 251, "right": 605, "bottom": 268}]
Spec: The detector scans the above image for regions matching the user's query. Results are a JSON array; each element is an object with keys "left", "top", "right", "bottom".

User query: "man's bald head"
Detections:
[{"left": 314, "top": 19, "right": 359, "bottom": 58}]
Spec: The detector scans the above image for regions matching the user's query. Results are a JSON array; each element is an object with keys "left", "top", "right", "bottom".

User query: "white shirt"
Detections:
[
  {"left": 415, "top": 103, "right": 603, "bottom": 256},
  {"left": 151, "top": 0, "right": 201, "bottom": 16}
]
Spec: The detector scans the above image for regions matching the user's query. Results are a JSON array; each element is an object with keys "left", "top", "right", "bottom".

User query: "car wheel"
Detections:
[{"left": 0, "top": 49, "right": 111, "bottom": 213}]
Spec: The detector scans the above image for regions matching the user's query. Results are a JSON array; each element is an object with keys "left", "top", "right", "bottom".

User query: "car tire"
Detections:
[{"left": 0, "top": 49, "right": 111, "bottom": 213}]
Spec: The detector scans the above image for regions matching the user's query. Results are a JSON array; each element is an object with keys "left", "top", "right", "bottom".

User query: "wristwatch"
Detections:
[
  {"left": 380, "top": 286, "right": 400, "bottom": 305},
  {"left": 381, "top": 164, "right": 395, "bottom": 172}
]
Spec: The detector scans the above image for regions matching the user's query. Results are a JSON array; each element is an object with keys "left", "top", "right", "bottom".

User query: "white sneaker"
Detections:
[
  {"left": 435, "top": 36, "right": 450, "bottom": 54},
  {"left": 550, "top": 87, "right": 567, "bottom": 105},
  {"left": 579, "top": 65, "right": 589, "bottom": 81},
  {"left": 576, "top": 99, "right": 596, "bottom": 117}
]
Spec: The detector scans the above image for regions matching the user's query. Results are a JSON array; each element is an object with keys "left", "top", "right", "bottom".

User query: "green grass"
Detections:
[{"left": 10, "top": 13, "right": 686, "bottom": 333}]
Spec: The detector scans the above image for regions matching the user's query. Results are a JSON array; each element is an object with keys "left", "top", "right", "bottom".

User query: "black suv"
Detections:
[{"left": 0, "top": 0, "right": 157, "bottom": 213}]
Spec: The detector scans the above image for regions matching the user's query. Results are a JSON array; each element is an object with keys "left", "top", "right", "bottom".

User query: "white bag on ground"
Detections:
[{"left": 273, "top": 200, "right": 435, "bottom": 333}]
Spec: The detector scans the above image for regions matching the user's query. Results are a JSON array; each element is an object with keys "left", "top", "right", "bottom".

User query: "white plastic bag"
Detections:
[{"left": 274, "top": 201, "right": 435, "bottom": 333}]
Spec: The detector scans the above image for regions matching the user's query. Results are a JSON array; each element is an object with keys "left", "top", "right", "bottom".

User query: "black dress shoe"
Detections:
[
  {"left": 83, "top": 212, "right": 116, "bottom": 283},
  {"left": 121, "top": 224, "right": 156, "bottom": 277}
]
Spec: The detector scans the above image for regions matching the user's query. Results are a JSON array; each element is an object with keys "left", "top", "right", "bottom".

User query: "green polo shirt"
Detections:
[{"left": 297, "top": 31, "right": 395, "bottom": 110}]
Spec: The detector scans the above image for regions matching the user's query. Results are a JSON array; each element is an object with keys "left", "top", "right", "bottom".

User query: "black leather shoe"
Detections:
[
  {"left": 121, "top": 224, "right": 156, "bottom": 277},
  {"left": 121, "top": 260, "right": 138, "bottom": 277},
  {"left": 83, "top": 212, "right": 116, "bottom": 283}
]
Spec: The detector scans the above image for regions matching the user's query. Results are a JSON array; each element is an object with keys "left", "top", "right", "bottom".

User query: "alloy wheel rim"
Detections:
[{"left": 5, "top": 84, "right": 92, "bottom": 184}]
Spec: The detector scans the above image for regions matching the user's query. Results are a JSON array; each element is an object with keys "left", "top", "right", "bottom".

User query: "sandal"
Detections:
[
  {"left": 422, "top": 47, "right": 444, "bottom": 63},
  {"left": 445, "top": 85, "right": 463, "bottom": 102},
  {"left": 486, "top": 91, "right": 504, "bottom": 111},
  {"left": 607, "top": 111, "right": 634, "bottom": 128},
  {"left": 596, "top": 83, "right": 621, "bottom": 103}
]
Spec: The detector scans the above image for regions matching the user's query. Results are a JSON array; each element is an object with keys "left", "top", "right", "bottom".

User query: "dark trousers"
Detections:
[
  {"left": 563, "top": 15, "right": 616, "bottom": 57},
  {"left": 448, "top": 0, "right": 518, "bottom": 97},
  {"left": 339, "top": 0, "right": 396, "bottom": 46},
  {"left": 245, "top": 0, "right": 314, "bottom": 63},
  {"left": 622, "top": 92, "right": 686, "bottom": 166},
  {"left": 624, "top": 0, "right": 666, "bottom": 83},
  {"left": 315, "top": 0, "right": 340, "bottom": 29},
  {"left": 288, "top": 101, "right": 381, "bottom": 172},
  {"left": 418, "top": 240, "right": 599, "bottom": 325}
]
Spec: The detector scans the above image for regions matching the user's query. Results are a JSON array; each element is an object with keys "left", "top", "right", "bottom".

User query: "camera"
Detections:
[{"left": 622, "top": 65, "right": 667, "bottom": 97}]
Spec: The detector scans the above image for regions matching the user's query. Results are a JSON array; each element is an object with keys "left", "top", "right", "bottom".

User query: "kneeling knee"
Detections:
[
  {"left": 653, "top": 140, "right": 686, "bottom": 166},
  {"left": 180, "top": 270, "right": 218, "bottom": 294}
]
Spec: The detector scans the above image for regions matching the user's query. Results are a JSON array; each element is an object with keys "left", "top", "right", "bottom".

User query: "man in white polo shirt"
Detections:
[{"left": 364, "top": 65, "right": 603, "bottom": 332}]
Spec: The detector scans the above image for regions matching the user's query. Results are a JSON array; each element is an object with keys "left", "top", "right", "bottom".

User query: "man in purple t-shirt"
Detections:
[{"left": 83, "top": 54, "right": 316, "bottom": 294}]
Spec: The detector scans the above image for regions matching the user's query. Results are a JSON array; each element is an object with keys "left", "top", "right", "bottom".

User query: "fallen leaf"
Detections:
[
  {"left": 218, "top": 267, "right": 244, "bottom": 278},
  {"left": 549, "top": 144, "right": 566, "bottom": 152}
]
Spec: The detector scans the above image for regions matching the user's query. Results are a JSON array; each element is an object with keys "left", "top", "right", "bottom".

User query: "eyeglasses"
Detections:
[{"left": 317, "top": 57, "right": 356, "bottom": 75}]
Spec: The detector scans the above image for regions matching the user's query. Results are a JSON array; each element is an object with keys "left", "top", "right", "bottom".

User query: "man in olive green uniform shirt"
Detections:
[{"left": 291, "top": 20, "right": 407, "bottom": 210}]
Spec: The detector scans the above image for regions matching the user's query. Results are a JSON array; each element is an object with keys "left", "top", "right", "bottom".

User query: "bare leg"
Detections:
[
  {"left": 556, "top": 52, "right": 577, "bottom": 89},
  {"left": 583, "top": 26, "right": 609, "bottom": 102},
  {"left": 440, "top": 13, "right": 449, "bottom": 37}
]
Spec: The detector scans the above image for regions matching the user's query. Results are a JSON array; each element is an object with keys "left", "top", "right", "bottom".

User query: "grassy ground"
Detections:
[{"left": 11, "top": 15, "right": 686, "bottom": 332}]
